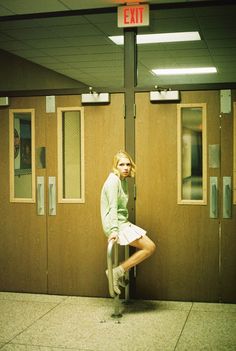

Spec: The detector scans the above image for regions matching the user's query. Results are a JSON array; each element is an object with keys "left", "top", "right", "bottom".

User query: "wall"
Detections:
[{"left": 0, "top": 49, "right": 86, "bottom": 92}]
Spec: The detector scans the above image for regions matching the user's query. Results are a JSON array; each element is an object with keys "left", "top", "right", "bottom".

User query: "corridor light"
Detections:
[
  {"left": 152, "top": 67, "right": 217, "bottom": 75},
  {"left": 109, "top": 31, "right": 201, "bottom": 45}
]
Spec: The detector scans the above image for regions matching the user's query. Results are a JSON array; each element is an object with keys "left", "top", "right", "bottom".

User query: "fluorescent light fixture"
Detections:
[
  {"left": 152, "top": 67, "right": 217, "bottom": 75},
  {"left": 109, "top": 31, "right": 201, "bottom": 45}
]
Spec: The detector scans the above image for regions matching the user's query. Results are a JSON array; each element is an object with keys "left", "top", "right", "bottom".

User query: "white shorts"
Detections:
[{"left": 117, "top": 222, "right": 147, "bottom": 246}]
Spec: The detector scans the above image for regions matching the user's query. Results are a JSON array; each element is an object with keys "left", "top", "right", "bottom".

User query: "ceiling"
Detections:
[{"left": 0, "top": 0, "right": 236, "bottom": 91}]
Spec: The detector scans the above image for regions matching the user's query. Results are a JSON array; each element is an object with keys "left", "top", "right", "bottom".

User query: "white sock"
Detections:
[{"left": 114, "top": 265, "right": 125, "bottom": 277}]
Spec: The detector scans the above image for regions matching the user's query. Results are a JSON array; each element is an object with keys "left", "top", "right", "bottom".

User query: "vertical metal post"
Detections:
[
  {"left": 112, "top": 242, "right": 122, "bottom": 318},
  {"left": 107, "top": 240, "right": 122, "bottom": 317},
  {"left": 124, "top": 28, "right": 137, "bottom": 299},
  {"left": 124, "top": 28, "right": 137, "bottom": 161},
  {"left": 124, "top": 27, "right": 137, "bottom": 224},
  {"left": 114, "top": 242, "right": 119, "bottom": 267}
]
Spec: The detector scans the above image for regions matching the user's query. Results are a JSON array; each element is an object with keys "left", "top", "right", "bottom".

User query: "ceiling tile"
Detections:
[
  {"left": 9, "top": 49, "right": 48, "bottom": 58},
  {"left": 0, "top": 5, "right": 14, "bottom": 16},
  {"left": 61, "top": 0, "right": 116, "bottom": 11},
  {"left": 24, "top": 38, "right": 73, "bottom": 49},
  {"left": 0, "top": 1, "right": 236, "bottom": 89},
  {"left": 50, "top": 24, "right": 102, "bottom": 37},
  {"left": 2, "top": 27, "right": 59, "bottom": 40},
  {"left": 0, "top": 40, "right": 32, "bottom": 51},
  {"left": 58, "top": 52, "right": 123, "bottom": 63},
  {"left": 0, "top": 0, "right": 68, "bottom": 15},
  {"left": 70, "top": 60, "right": 123, "bottom": 69},
  {"left": 64, "top": 36, "right": 113, "bottom": 46}
]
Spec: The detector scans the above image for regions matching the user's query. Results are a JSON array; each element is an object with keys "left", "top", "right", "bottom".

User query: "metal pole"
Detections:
[
  {"left": 124, "top": 28, "right": 137, "bottom": 299},
  {"left": 107, "top": 239, "right": 122, "bottom": 318},
  {"left": 124, "top": 27, "right": 137, "bottom": 164},
  {"left": 107, "top": 239, "right": 116, "bottom": 298}
]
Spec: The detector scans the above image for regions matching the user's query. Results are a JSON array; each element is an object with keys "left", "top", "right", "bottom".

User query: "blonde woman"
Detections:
[{"left": 101, "top": 150, "right": 156, "bottom": 294}]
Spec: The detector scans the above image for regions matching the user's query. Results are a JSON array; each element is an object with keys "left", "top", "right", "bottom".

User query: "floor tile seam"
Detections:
[
  {"left": 0, "top": 292, "right": 69, "bottom": 304},
  {"left": 190, "top": 305, "right": 236, "bottom": 314},
  {"left": 0, "top": 343, "right": 6, "bottom": 350},
  {"left": 190, "top": 310, "right": 236, "bottom": 314},
  {"left": 8, "top": 340, "right": 96, "bottom": 351},
  {"left": 173, "top": 301, "right": 194, "bottom": 351},
  {"left": 4, "top": 299, "right": 68, "bottom": 345},
  {"left": 0, "top": 299, "right": 68, "bottom": 306},
  {"left": 0, "top": 341, "right": 13, "bottom": 350}
]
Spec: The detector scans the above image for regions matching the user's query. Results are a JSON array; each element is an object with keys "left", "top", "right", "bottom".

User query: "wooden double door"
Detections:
[
  {"left": 135, "top": 91, "right": 236, "bottom": 302},
  {"left": 0, "top": 91, "right": 235, "bottom": 302},
  {"left": 0, "top": 94, "right": 124, "bottom": 296}
]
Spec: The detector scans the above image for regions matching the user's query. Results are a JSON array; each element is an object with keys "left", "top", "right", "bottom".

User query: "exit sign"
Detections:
[{"left": 118, "top": 4, "right": 149, "bottom": 28}]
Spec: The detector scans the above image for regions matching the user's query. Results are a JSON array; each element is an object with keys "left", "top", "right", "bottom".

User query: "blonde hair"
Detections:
[{"left": 112, "top": 150, "right": 136, "bottom": 178}]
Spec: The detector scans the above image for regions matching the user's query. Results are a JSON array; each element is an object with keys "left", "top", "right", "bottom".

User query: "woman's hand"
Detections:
[{"left": 108, "top": 232, "right": 118, "bottom": 242}]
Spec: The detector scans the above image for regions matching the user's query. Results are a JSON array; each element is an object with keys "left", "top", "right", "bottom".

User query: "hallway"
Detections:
[{"left": 0, "top": 292, "right": 235, "bottom": 351}]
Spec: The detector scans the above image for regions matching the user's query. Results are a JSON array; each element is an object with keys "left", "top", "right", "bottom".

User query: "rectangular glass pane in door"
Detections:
[
  {"left": 177, "top": 103, "right": 207, "bottom": 204},
  {"left": 57, "top": 107, "right": 85, "bottom": 203},
  {"left": 9, "top": 109, "right": 35, "bottom": 202}
]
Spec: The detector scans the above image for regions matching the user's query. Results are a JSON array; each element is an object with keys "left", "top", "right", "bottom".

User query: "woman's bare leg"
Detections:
[{"left": 121, "top": 235, "right": 156, "bottom": 272}]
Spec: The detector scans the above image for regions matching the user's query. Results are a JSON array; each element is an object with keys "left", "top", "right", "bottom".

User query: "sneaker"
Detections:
[
  {"left": 105, "top": 269, "right": 121, "bottom": 294},
  {"left": 106, "top": 267, "right": 125, "bottom": 295},
  {"left": 118, "top": 275, "right": 129, "bottom": 288}
]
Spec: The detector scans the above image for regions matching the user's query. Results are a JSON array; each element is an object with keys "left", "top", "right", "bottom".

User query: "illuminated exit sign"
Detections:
[{"left": 118, "top": 4, "right": 149, "bottom": 28}]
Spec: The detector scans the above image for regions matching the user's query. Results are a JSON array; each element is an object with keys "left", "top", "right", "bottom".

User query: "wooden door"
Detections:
[
  {"left": 0, "top": 96, "right": 48, "bottom": 293},
  {"left": 135, "top": 91, "right": 236, "bottom": 302},
  {"left": 0, "top": 93, "right": 124, "bottom": 297},
  {"left": 46, "top": 93, "right": 124, "bottom": 297}
]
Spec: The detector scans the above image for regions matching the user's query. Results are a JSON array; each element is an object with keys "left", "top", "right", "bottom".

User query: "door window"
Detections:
[
  {"left": 177, "top": 104, "right": 207, "bottom": 204},
  {"left": 9, "top": 109, "right": 35, "bottom": 202},
  {"left": 57, "top": 107, "right": 85, "bottom": 203}
]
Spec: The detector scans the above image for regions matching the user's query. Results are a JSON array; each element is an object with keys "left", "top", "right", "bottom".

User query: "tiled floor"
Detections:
[{"left": 0, "top": 292, "right": 235, "bottom": 351}]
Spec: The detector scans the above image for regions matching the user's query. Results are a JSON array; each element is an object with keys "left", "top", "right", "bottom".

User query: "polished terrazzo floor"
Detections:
[{"left": 0, "top": 292, "right": 235, "bottom": 351}]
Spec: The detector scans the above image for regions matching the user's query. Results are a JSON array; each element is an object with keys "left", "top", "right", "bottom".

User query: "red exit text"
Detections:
[{"left": 118, "top": 4, "right": 149, "bottom": 28}]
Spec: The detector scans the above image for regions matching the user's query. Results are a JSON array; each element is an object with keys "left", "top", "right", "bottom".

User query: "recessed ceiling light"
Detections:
[
  {"left": 109, "top": 31, "right": 201, "bottom": 45},
  {"left": 152, "top": 67, "right": 217, "bottom": 75}
]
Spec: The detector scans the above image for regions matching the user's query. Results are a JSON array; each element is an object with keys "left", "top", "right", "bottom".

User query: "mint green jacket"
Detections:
[{"left": 100, "top": 172, "right": 129, "bottom": 236}]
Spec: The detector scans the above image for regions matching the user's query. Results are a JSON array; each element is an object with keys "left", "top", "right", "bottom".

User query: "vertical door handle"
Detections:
[
  {"left": 48, "top": 176, "right": 56, "bottom": 215},
  {"left": 212, "top": 184, "right": 217, "bottom": 215},
  {"left": 223, "top": 176, "right": 232, "bottom": 218},
  {"left": 37, "top": 176, "right": 45, "bottom": 215},
  {"left": 210, "top": 177, "right": 218, "bottom": 218}
]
